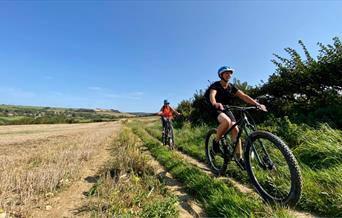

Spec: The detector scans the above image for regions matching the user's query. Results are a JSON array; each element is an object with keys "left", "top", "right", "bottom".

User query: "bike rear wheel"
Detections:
[
  {"left": 245, "top": 131, "right": 302, "bottom": 206},
  {"left": 205, "top": 129, "right": 229, "bottom": 176}
]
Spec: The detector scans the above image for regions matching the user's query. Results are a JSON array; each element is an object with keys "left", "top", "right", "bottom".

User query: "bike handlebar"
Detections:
[{"left": 223, "top": 105, "right": 262, "bottom": 111}]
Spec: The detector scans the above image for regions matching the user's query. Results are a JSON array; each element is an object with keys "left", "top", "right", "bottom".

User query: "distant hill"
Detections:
[
  {"left": 128, "top": 112, "right": 155, "bottom": 117},
  {"left": 0, "top": 104, "right": 136, "bottom": 125},
  {"left": 95, "top": 108, "right": 121, "bottom": 113}
]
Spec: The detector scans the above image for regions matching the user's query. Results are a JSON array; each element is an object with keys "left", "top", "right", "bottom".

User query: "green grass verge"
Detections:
[
  {"left": 129, "top": 120, "right": 295, "bottom": 218},
  {"left": 145, "top": 118, "right": 342, "bottom": 217}
]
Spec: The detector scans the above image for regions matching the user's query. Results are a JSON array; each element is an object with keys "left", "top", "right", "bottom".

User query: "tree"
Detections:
[{"left": 257, "top": 37, "right": 342, "bottom": 128}]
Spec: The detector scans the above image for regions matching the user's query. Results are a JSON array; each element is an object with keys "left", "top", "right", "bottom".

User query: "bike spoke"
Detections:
[{"left": 249, "top": 137, "right": 291, "bottom": 200}]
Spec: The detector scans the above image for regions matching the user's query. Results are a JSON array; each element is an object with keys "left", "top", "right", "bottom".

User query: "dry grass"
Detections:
[
  {"left": 0, "top": 122, "right": 118, "bottom": 216},
  {"left": 84, "top": 127, "right": 178, "bottom": 217},
  {"left": 0, "top": 122, "right": 110, "bottom": 146}
]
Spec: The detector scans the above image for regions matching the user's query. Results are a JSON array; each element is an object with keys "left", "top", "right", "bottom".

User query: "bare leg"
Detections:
[
  {"left": 215, "top": 113, "right": 243, "bottom": 159},
  {"left": 231, "top": 125, "right": 242, "bottom": 159},
  {"left": 216, "top": 113, "right": 231, "bottom": 141}
]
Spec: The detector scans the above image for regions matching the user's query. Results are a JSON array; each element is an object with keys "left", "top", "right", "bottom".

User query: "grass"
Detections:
[
  {"left": 0, "top": 116, "right": 28, "bottom": 125},
  {"left": 145, "top": 117, "right": 342, "bottom": 217},
  {"left": 84, "top": 127, "right": 179, "bottom": 217},
  {"left": 128, "top": 119, "right": 295, "bottom": 218},
  {"left": 146, "top": 121, "right": 249, "bottom": 183},
  {"left": 291, "top": 124, "right": 342, "bottom": 216},
  {"left": 0, "top": 122, "right": 117, "bottom": 216}
]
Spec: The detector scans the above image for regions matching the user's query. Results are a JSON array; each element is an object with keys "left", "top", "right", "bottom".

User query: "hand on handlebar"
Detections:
[
  {"left": 256, "top": 103, "right": 267, "bottom": 112},
  {"left": 213, "top": 102, "right": 224, "bottom": 111}
]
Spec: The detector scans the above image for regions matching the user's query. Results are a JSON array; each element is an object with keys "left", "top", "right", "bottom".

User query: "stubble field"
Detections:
[{"left": 0, "top": 122, "right": 120, "bottom": 217}]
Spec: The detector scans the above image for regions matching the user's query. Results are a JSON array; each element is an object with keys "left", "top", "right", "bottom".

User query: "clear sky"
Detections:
[{"left": 0, "top": 1, "right": 341, "bottom": 112}]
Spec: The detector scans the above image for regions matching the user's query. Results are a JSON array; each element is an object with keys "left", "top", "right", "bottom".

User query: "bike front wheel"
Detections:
[
  {"left": 167, "top": 125, "right": 175, "bottom": 149},
  {"left": 244, "top": 131, "right": 302, "bottom": 207}
]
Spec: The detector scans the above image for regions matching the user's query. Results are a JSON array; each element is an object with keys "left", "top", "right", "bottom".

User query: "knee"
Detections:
[
  {"left": 221, "top": 119, "right": 230, "bottom": 128},
  {"left": 218, "top": 114, "right": 231, "bottom": 128},
  {"left": 232, "top": 125, "right": 239, "bottom": 134}
]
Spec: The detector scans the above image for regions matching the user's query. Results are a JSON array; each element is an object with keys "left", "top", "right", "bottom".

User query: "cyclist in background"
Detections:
[
  {"left": 157, "top": 99, "right": 181, "bottom": 131},
  {"left": 207, "top": 66, "right": 267, "bottom": 167}
]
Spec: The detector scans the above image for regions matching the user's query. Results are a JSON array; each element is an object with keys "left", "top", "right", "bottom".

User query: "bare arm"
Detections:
[
  {"left": 235, "top": 90, "right": 267, "bottom": 111},
  {"left": 156, "top": 106, "right": 164, "bottom": 115},
  {"left": 170, "top": 106, "right": 181, "bottom": 115},
  {"left": 209, "top": 89, "right": 224, "bottom": 110}
]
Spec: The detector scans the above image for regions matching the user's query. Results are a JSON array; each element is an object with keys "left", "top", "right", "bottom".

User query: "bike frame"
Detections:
[
  {"left": 163, "top": 117, "right": 172, "bottom": 133},
  {"left": 221, "top": 106, "right": 267, "bottom": 169},
  {"left": 161, "top": 116, "right": 175, "bottom": 148}
]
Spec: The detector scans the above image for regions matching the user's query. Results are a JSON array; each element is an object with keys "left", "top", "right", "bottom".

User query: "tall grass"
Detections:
[
  {"left": 145, "top": 118, "right": 342, "bottom": 217},
  {"left": 261, "top": 118, "right": 342, "bottom": 215},
  {"left": 84, "top": 127, "right": 179, "bottom": 217},
  {"left": 129, "top": 120, "right": 295, "bottom": 218}
]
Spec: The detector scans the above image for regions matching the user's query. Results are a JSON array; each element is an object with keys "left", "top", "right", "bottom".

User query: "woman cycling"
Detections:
[{"left": 207, "top": 66, "right": 267, "bottom": 167}]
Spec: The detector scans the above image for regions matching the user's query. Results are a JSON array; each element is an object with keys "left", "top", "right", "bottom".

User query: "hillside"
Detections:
[{"left": 0, "top": 104, "right": 135, "bottom": 125}]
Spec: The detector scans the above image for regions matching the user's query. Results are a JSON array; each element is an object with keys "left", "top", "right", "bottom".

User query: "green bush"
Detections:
[{"left": 260, "top": 116, "right": 308, "bottom": 147}]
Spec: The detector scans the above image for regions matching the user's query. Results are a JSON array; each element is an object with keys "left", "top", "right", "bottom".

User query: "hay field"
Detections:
[{"left": 0, "top": 122, "right": 120, "bottom": 216}]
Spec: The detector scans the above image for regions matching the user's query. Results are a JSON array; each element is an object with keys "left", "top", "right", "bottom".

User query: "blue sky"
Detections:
[{"left": 0, "top": 1, "right": 341, "bottom": 112}]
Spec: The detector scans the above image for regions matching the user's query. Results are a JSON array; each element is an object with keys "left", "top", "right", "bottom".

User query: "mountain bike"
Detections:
[
  {"left": 162, "top": 117, "right": 175, "bottom": 149},
  {"left": 205, "top": 105, "right": 302, "bottom": 206}
]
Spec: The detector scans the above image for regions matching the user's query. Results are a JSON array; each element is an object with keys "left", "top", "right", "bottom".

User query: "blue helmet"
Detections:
[
  {"left": 164, "top": 99, "right": 169, "bottom": 105},
  {"left": 217, "top": 66, "right": 234, "bottom": 78}
]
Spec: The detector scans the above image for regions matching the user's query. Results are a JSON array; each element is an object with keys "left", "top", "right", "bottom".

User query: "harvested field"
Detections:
[{"left": 0, "top": 122, "right": 120, "bottom": 217}]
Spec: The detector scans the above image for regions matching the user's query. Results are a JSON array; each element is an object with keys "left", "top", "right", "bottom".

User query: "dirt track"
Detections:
[
  {"left": 29, "top": 122, "right": 121, "bottom": 218},
  {"left": 138, "top": 144, "right": 205, "bottom": 218},
  {"left": 1, "top": 120, "right": 206, "bottom": 217},
  {"left": 1, "top": 119, "right": 314, "bottom": 217}
]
